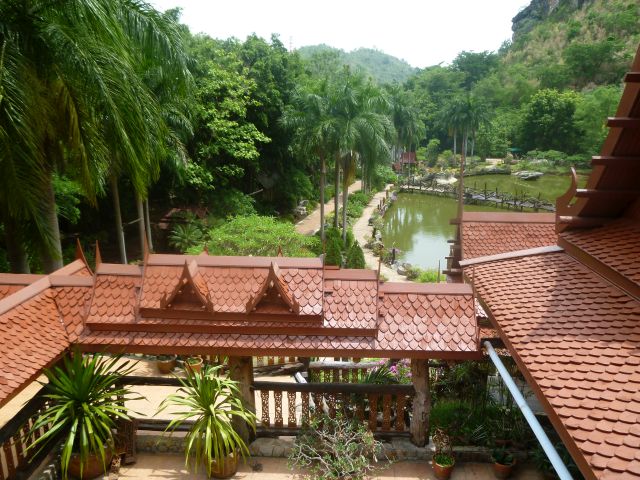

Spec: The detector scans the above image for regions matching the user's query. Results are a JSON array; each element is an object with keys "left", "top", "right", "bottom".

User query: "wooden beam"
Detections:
[
  {"left": 442, "top": 268, "right": 462, "bottom": 275},
  {"left": 607, "top": 117, "right": 640, "bottom": 129},
  {"left": 410, "top": 359, "right": 430, "bottom": 447},
  {"left": 591, "top": 155, "right": 640, "bottom": 166},
  {"left": 624, "top": 72, "right": 640, "bottom": 83},
  {"left": 575, "top": 189, "right": 640, "bottom": 199}
]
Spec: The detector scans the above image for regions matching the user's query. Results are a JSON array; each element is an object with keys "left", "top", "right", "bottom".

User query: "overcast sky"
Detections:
[{"left": 149, "top": 0, "right": 530, "bottom": 68}]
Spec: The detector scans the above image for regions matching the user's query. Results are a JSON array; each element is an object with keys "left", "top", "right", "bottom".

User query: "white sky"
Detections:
[{"left": 149, "top": 0, "right": 530, "bottom": 68}]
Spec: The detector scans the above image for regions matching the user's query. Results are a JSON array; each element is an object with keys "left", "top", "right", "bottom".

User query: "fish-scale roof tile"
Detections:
[{"left": 468, "top": 251, "right": 640, "bottom": 479}]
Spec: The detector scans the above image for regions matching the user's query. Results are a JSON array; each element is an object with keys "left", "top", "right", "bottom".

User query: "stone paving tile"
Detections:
[{"left": 119, "top": 454, "right": 544, "bottom": 479}]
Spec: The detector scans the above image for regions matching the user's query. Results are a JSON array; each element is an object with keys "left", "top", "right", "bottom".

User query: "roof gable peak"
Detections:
[
  {"left": 160, "top": 260, "right": 212, "bottom": 312},
  {"left": 246, "top": 262, "right": 300, "bottom": 314}
]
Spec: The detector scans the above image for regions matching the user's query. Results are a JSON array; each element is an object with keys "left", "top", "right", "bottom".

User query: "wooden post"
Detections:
[
  {"left": 410, "top": 359, "right": 431, "bottom": 447},
  {"left": 228, "top": 356, "right": 255, "bottom": 444}
]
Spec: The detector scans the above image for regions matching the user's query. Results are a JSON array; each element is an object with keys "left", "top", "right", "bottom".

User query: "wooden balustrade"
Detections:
[
  {"left": 308, "top": 360, "right": 379, "bottom": 383},
  {"left": 255, "top": 356, "right": 296, "bottom": 367},
  {"left": 0, "top": 388, "right": 55, "bottom": 480},
  {"left": 252, "top": 380, "right": 414, "bottom": 435}
]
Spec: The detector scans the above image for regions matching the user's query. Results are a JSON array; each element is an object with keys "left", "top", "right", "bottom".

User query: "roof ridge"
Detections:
[
  {"left": 0, "top": 275, "right": 51, "bottom": 315},
  {"left": 459, "top": 245, "right": 564, "bottom": 268}
]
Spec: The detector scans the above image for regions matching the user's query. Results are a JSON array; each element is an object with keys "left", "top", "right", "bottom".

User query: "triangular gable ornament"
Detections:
[
  {"left": 246, "top": 262, "right": 300, "bottom": 314},
  {"left": 160, "top": 260, "right": 213, "bottom": 311}
]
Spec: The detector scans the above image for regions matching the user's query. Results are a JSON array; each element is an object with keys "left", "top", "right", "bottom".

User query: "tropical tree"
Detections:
[
  {"left": 281, "top": 79, "right": 334, "bottom": 241},
  {"left": 0, "top": 0, "right": 190, "bottom": 271}
]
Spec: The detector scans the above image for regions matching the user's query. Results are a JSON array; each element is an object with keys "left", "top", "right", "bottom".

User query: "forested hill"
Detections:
[
  {"left": 506, "top": 0, "right": 639, "bottom": 88},
  {"left": 297, "top": 44, "right": 416, "bottom": 84}
]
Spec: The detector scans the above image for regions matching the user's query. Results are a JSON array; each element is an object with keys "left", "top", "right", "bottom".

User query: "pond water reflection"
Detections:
[{"left": 381, "top": 193, "right": 502, "bottom": 270}]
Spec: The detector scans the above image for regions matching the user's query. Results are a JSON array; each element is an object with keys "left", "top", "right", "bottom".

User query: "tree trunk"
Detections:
[
  {"left": 110, "top": 176, "right": 127, "bottom": 264},
  {"left": 457, "top": 129, "right": 468, "bottom": 221},
  {"left": 136, "top": 195, "right": 146, "bottom": 259},
  {"left": 333, "top": 154, "right": 340, "bottom": 228},
  {"left": 341, "top": 153, "right": 350, "bottom": 246},
  {"left": 228, "top": 356, "right": 256, "bottom": 444},
  {"left": 470, "top": 136, "right": 475, "bottom": 158},
  {"left": 41, "top": 173, "right": 63, "bottom": 273},
  {"left": 144, "top": 198, "right": 153, "bottom": 251},
  {"left": 320, "top": 154, "right": 326, "bottom": 242},
  {"left": 4, "top": 215, "right": 30, "bottom": 273},
  {"left": 410, "top": 359, "right": 431, "bottom": 447},
  {"left": 453, "top": 130, "right": 457, "bottom": 158}
]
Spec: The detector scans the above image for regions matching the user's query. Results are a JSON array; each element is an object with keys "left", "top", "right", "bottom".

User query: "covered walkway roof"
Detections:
[{"left": 0, "top": 250, "right": 479, "bottom": 408}]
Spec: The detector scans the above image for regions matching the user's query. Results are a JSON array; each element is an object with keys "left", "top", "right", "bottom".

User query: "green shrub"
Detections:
[
  {"left": 324, "top": 227, "right": 343, "bottom": 266},
  {"left": 195, "top": 215, "right": 320, "bottom": 257},
  {"left": 346, "top": 242, "right": 365, "bottom": 269}
]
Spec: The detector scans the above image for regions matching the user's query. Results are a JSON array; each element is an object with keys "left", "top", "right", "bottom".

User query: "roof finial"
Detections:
[
  {"left": 377, "top": 257, "right": 382, "bottom": 282},
  {"left": 75, "top": 238, "right": 93, "bottom": 275},
  {"left": 277, "top": 245, "right": 283, "bottom": 257},
  {"left": 95, "top": 240, "right": 102, "bottom": 267},
  {"left": 203, "top": 244, "right": 209, "bottom": 255}
]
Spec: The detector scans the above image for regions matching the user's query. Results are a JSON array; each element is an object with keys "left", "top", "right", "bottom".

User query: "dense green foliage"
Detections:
[{"left": 191, "top": 215, "right": 321, "bottom": 257}]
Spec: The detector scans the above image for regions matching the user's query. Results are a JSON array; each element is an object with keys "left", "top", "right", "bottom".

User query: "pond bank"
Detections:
[{"left": 352, "top": 185, "right": 409, "bottom": 283}]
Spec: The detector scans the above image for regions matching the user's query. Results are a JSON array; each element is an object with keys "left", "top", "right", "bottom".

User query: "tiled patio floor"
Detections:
[{"left": 119, "top": 454, "right": 544, "bottom": 479}]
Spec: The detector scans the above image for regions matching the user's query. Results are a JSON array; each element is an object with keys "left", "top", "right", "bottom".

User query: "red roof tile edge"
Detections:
[
  {"left": 459, "top": 245, "right": 564, "bottom": 267},
  {"left": 96, "top": 264, "right": 142, "bottom": 276},
  {"left": 147, "top": 254, "right": 322, "bottom": 268},
  {"left": 0, "top": 273, "right": 45, "bottom": 285},
  {"left": 379, "top": 282, "right": 473, "bottom": 295},
  {"left": 0, "top": 276, "right": 51, "bottom": 316},
  {"left": 462, "top": 212, "right": 556, "bottom": 224}
]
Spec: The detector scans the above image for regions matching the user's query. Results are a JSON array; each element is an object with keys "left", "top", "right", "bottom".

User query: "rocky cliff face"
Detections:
[{"left": 511, "top": 0, "right": 590, "bottom": 38}]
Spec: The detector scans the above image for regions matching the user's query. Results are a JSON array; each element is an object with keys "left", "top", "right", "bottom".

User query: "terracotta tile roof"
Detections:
[
  {"left": 54, "top": 285, "right": 93, "bottom": 342},
  {"left": 0, "top": 280, "right": 69, "bottom": 407},
  {"left": 87, "top": 274, "right": 140, "bottom": 324},
  {"left": 561, "top": 219, "right": 640, "bottom": 286},
  {"left": 466, "top": 250, "right": 640, "bottom": 479},
  {"left": 324, "top": 277, "right": 377, "bottom": 330},
  {"left": 461, "top": 212, "right": 556, "bottom": 259}
]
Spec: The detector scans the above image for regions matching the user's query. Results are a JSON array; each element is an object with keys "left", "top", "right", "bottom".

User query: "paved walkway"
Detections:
[
  {"left": 352, "top": 185, "right": 408, "bottom": 282},
  {"left": 295, "top": 181, "right": 362, "bottom": 235},
  {"left": 119, "top": 454, "right": 543, "bottom": 479}
]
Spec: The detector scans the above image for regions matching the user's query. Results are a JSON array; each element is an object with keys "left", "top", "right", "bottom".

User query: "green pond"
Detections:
[{"left": 381, "top": 173, "right": 585, "bottom": 270}]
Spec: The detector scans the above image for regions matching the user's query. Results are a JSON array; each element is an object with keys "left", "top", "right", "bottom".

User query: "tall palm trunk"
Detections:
[
  {"left": 333, "top": 153, "right": 340, "bottom": 228},
  {"left": 136, "top": 195, "right": 146, "bottom": 259},
  {"left": 41, "top": 172, "right": 63, "bottom": 273},
  {"left": 111, "top": 176, "right": 127, "bottom": 264},
  {"left": 4, "top": 215, "right": 30, "bottom": 273},
  {"left": 341, "top": 152, "right": 350, "bottom": 246},
  {"left": 319, "top": 154, "right": 326, "bottom": 242},
  {"left": 144, "top": 198, "right": 153, "bottom": 251},
  {"left": 453, "top": 130, "right": 457, "bottom": 158},
  {"left": 457, "top": 129, "right": 468, "bottom": 221}
]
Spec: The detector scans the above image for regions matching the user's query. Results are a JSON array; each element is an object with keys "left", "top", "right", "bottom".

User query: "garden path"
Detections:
[
  {"left": 352, "top": 185, "right": 409, "bottom": 283},
  {"left": 295, "top": 181, "right": 362, "bottom": 235}
]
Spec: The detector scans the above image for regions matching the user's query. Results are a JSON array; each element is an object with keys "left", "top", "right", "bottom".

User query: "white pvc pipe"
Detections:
[{"left": 484, "top": 341, "right": 573, "bottom": 480}]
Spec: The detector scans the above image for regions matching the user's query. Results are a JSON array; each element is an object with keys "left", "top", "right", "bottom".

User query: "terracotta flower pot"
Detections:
[
  {"left": 186, "top": 357, "right": 203, "bottom": 375},
  {"left": 157, "top": 356, "right": 177, "bottom": 374},
  {"left": 432, "top": 458, "right": 455, "bottom": 480},
  {"left": 493, "top": 460, "right": 515, "bottom": 479},
  {"left": 209, "top": 451, "right": 238, "bottom": 479},
  {"left": 68, "top": 449, "right": 113, "bottom": 480}
]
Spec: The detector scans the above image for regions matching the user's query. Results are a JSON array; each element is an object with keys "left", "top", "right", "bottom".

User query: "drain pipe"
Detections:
[{"left": 484, "top": 341, "right": 573, "bottom": 480}]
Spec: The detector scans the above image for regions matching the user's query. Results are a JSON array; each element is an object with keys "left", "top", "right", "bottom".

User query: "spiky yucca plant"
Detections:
[
  {"left": 27, "top": 352, "right": 140, "bottom": 479},
  {"left": 158, "top": 365, "right": 256, "bottom": 476}
]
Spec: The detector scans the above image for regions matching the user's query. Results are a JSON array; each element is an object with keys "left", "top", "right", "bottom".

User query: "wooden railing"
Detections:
[
  {"left": 255, "top": 356, "right": 296, "bottom": 367},
  {"left": 0, "top": 388, "right": 56, "bottom": 480},
  {"left": 253, "top": 381, "right": 414, "bottom": 436},
  {"left": 308, "top": 361, "right": 379, "bottom": 383}
]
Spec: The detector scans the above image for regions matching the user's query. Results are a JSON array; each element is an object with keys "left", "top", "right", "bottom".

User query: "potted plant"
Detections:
[
  {"left": 288, "top": 412, "right": 386, "bottom": 480},
  {"left": 158, "top": 365, "right": 256, "bottom": 478},
  {"left": 156, "top": 354, "right": 177, "bottom": 374},
  {"left": 185, "top": 355, "right": 203, "bottom": 375},
  {"left": 432, "top": 427, "right": 455, "bottom": 480},
  {"left": 26, "top": 352, "right": 140, "bottom": 480},
  {"left": 492, "top": 446, "right": 516, "bottom": 478}
]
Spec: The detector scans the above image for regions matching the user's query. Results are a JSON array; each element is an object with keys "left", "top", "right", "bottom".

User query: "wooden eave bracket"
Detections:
[
  {"left": 160, "top": 260, "right": 213, "bottom": 312},
  {"left": 246, "top": 262, "right": 300, "bottom": 315}
]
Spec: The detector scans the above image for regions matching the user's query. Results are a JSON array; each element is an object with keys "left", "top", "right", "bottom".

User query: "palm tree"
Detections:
[
  {"left": 0, "top": 1, "right": 191, "bottom": 271},
  {"left": 442, "top": 95, "right": 490, "bottom": 219},
  {"left": 328, "top": 70, "right": 391, "bottom": 245},
  {"left": 281, "top": 79, "right": 334, "bottom": 242},
  {"left": 386, "top": 84, "right": 422, "bottom": 181}
]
